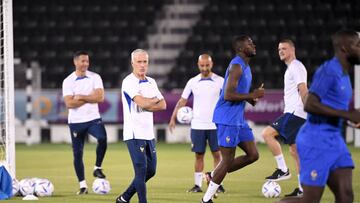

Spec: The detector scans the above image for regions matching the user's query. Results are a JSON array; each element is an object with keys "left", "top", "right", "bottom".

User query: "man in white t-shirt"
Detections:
[
  {"left": 169, "top": 54, "right": 225, "bottom": 194},
  {"left": 116, "top": 49, "right": 166, "bottom": 203},
  {"left": 261, "top": 39, "right": 308, "bottom": 197},
  {"left": 62, "top": 51, "right": 107, "bottom": 195}
]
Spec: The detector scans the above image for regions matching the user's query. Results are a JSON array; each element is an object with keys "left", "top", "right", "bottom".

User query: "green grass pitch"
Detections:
[{"left": 10, "top": 143, "right": 360, "bottom": 203}]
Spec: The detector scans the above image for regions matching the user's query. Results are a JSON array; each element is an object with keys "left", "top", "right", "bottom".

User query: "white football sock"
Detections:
[
  {"left": 194, "top": 172, "right": 203, "bottom": 187},
  {"left": 298, "top": 174, "right": 303, "bottom": 192},
  {"left": 94, "top": 166, "right": 102, "bottom": 170},
  {"left": 79, "top": 180, "right": 87, "bottom": 188},
  {"left": 203, "top": 181, "right": 219, "bottom": 201},
  {"left": 274, "top": 154, "right": 288, "bottom": 172}
]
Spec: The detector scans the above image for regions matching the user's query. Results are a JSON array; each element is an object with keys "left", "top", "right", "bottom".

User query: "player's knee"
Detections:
[
  {"left": 261, "top": 130, "right": 272, "bottom": 140},
  {"left": 97, "top": 136, "right": 107, "bottom": 144},
  {"left": 342, "top": 187, "right": 353, "bottom": 202},
  {"left": 248, "top": 151, "right": 259, "bottom": 163},
  {"left": 147, "top": 167, "right": 156, "bottom": 179},
  {"left": 72, "top": 148, "right": 83, "bottom": 158}
]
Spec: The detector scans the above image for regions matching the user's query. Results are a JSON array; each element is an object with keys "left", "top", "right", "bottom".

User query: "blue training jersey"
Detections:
[
  {"left": 307, "top": 57, "right": 352, "bottom": 130},
  {"left": 212, "top": 56, "right": 252, "bottom": 126}
]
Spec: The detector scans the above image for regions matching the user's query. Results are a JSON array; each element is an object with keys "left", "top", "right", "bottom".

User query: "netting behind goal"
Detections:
[{"left": 0, "top": 0, "right": 15, "bottom": 177}]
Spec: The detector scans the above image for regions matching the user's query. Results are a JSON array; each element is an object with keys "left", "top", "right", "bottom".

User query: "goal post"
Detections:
[{"left": 0, "top": 0, "right": 15, "bottom": 177}]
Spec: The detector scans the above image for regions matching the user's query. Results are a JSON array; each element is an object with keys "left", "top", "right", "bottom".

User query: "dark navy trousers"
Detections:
[
  {"left": 69, "top": 118, "right": 107, "bottom": 182},
  {"left": 122, "top": 139, "right": 157, "bottom": 203}
]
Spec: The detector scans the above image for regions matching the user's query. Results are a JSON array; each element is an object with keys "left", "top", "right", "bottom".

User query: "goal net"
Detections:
[{"left": 0, "top": 0, "right": 15, "bottom": 177}]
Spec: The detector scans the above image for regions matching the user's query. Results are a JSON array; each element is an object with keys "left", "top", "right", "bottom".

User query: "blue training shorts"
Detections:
[
  {"left": 297, "top": 129, "right": 354, "bottom": 187},
  {"left": 271, "top": 113, "right": 305, "bottom": 145},
  {"left": 191, "top": 129, "right": 219, "bottom": 153},
  {"left": 216, "top": 123, "right": 254, "bottom": 148}
]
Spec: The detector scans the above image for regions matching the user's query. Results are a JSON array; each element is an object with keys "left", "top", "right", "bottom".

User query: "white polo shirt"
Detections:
[
  {"left": 62, "top": 70, "right": 103, "bottom": 123},
  {"left": 181, "top": 73, "right": 224, "bottom": 129},
  {"left": 121, "top": 73, "right": 164, "bottom": 141},
  {"left": 283, "top": 59, "right": 307, "bottom": 119}
]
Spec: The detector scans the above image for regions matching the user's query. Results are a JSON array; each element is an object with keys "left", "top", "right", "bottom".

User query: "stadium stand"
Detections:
[
  {"left": 14, "top": 0, "right": 163, "bottom": 88},
  {"left": 165, "top": 0, "right": 360, "bottom": 90},
  {"left": 13, "top": 0, "right": 359, "bottom": 89}
]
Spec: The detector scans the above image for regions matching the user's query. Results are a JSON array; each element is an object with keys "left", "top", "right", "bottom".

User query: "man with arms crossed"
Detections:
[
  {"left": 201, "top": 36, "right": 265, "bottom": 203},
  {"left": 169, "top": 54, "right": 225, "bottom": 193},
  {"left": 116, "top": 49, "right": 166, "bottom": 203},
  {"left": 262, "top": 39, "right": 308, "bottom": 197},
  {"left": 62, "top": 50, "right": 107, "bottom": 195},
  {"left": 279, "top": 30, "right": 360, "bottom": 203}
]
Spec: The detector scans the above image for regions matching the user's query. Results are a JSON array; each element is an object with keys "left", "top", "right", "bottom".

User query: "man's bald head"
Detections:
[{"left": 198, "top": 54, "right": 213, "bottom": 78}]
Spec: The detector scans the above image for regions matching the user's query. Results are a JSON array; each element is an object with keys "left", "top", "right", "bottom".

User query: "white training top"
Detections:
[
  {"left": 121, "top": 73, "right": 164, "bottom": 141},
  {"left": 283, "top": 59, "right": 307, "bottom": 119},
  {"left": 62, "top": 70, "right": 104, "bottom": 123},
  {"left": 181, "top": 73, "right": 224, "bottom": 129}
]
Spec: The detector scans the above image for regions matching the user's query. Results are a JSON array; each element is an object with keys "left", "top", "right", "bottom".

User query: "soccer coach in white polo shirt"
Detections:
[
  {"left": 62, "top": 50, "right": 107, "bottom": 195},
  {"left": 116, "top": 49, "right": 166, "bottom": 203}
]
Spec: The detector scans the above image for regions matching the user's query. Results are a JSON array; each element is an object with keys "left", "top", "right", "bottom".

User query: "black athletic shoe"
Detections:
[
  {"left": 200, "top": 199, "right": 213, "bottom": 203},
  {"left": 187, "top": 185, "right": 202, "bottom": 193},
  {"left": 265, "top": 168, "right": 291, "bottom": 181},
  {"left": 93, "top": 168, "right": 106, "bottom": 179},
  {"left": 76, "top": 187, "right": 88, "bottom": 195},
  {"left": 285, "top": 187, "right": 303, "bottom": 197},
  {"left": 115, "top": 195, "right": 129, "bottom": 203},
  {"left": 217, "top": 185, "right": 226, "bottom": 193}
]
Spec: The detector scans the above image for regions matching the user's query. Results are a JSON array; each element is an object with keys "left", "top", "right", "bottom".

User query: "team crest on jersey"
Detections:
[
  {"left": 226, "top": 136, "right": 231, "bottom": 143},
  {"left": 73, "top": 132, "right": 77, "bottom": 137},
  {"left": 273, "top": 122, "right": 278, "bottom": 126},
  {"left": 311, "top": 170, "right": 318, "bottom": 181},
  {"left": 140, "top": 146, "right": 145, "bottom": 152}
]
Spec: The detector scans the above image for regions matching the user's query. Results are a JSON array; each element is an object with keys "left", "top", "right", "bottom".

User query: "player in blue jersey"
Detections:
[
  {"left": 278, "top": 30, "right": 360, "bottom": 203},
  {"left": 200, "top": 35, "right": 265, "bottom": 203}
]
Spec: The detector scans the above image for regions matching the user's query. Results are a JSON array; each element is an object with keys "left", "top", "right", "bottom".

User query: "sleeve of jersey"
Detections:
[
  {"left": 122, "top": 79, "right": 139, "bottom": 100},
  {"left": 93, "top": 74, "right": 104, "bottom": 89},
  {"left": 309, "top": 68, "right": 334, "bottom": 100},
  {"left": 292, "top": 64, "right": 307, "bottom": 85},
  {"left": 62, "top": 79, "right": 73, "bottom": 97},
  {"left": 181, "top": 79, "right": 192, "bottom": 99}
]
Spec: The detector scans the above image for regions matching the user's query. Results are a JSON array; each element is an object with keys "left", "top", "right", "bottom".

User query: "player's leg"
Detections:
[
  {"left": 207, "top": 129, "right": 225, "bottom": 193},
  {"left": 327, "top": 168, "right": 353, "bottom": 203},
  {"left": 227, "top": 126, "right": 258, "bottom": 172},
  {"left": 145, "top": 139, "right": 157, "bottom": 182},
  {"left": 88, "top": 118, "right": 107, "bottom": 178},
  {"left": 118, "top": 139, "right": 148, "bottom": 203},
  {"left": 202, "top": 147, "right": 235, "bottom": 202},
  {"left": 201, "top": 124, "right": 237, "bottom": 202},
  {"left": 208, "top": 129, "right": 221, "bottom": 168},
  {"left": 69, "top": 123, "right": 88, "bottom": 194},
  {"left": 284, "top": 144, "right": 303, "bottom": 197},
  {"left": 227, "top": 140, "right": 259, "bottom": 172},
  {"left": 276, "top": 185, "right": 324, "bottom": 203},
  {"left": 188, "top": 129, "right": 206, "bottom": 192},
  {"left": 263, "top": 114, "right": 292, "bottom": 181}
]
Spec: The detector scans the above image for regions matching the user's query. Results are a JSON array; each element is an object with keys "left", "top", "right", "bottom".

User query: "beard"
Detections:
[{"left": 347, "top": 55, "right": 360, "bottom": 65}]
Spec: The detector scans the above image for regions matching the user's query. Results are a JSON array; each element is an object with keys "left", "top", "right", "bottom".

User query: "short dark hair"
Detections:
[
  {"left": 279, "top": 39, "right": 295, "bottom": 47},
  {"left": 73, "top": 50, "right": 89, "bottom": 59},
  {"left": 332, "top": 29, "right": 359, "bottom": 48},
  {"left": 232, "top": 35, "right": 250, "bottom": 52}
]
